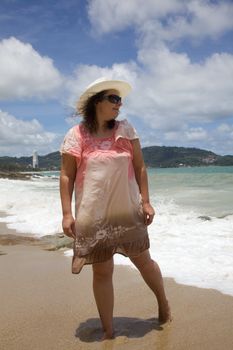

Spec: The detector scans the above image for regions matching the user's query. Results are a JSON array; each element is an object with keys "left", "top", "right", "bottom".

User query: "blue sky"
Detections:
[{"left": 0, "top": 0, "right": 233, "bottom": 156}]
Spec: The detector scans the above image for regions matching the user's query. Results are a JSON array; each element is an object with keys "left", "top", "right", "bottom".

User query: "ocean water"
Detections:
[{"left": 0, "top": 166, "right": 232, "bottom": 296}]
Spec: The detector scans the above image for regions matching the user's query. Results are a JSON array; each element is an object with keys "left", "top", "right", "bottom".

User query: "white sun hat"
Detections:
[{"left": 77, "top": 77, "right": 132, "bottom": 114}]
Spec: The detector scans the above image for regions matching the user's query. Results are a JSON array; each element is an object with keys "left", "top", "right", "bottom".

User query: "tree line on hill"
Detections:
[{"left": 0, "top": 146, "right": 233, "bottom": 172}]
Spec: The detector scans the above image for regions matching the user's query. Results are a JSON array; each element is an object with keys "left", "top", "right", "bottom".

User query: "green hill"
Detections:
[
  {"left": 0, "top": 146, "right": 233, "bottom": 172},
  {"left": 0, "top": 152, "right": 60, "bottom": 171},
  {"left": 142, "top": 146, "right": 222, "bottom": 167}
]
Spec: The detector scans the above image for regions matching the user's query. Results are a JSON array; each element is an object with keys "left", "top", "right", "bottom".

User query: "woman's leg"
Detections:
[
  {"left": 92, "top": 258, "right": 114, "bottom": 339},
  {"left": 130, "top": 249, "right": 171, "bottom": 323}
]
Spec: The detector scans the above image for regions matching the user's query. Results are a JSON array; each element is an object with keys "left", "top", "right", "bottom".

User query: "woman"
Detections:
[{"left": 60, "top": 77, "right": 171, "bottom": 340}]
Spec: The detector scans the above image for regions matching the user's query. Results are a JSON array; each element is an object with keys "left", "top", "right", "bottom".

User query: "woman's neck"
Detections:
[
  {"left": 97, "top": 121, "right": 106, "bottom": 132},
  {"left": 94, "top": 119, "right": 116, "bottom": 138}
]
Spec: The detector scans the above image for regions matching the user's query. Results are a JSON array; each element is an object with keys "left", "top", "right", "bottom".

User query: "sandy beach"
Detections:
[{"left": 0, "top": 223, "right": 233, "bottom": 350}]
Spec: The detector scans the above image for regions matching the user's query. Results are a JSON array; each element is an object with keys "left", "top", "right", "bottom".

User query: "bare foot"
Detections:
[
  {"left": 158, "top": 300, "right": 172, "bottom": 324},
  {"left": 101, "top": 331, "right": 114, "bottom": 340}
]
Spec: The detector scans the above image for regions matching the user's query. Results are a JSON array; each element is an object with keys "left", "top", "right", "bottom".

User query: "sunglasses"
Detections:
[{"left": 103, "top": 94, "right": 122, "bottom": 104}]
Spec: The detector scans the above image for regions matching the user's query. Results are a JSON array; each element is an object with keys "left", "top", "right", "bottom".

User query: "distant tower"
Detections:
[{"left": 32, "top": 151, "right": 39, "bottom": 168}]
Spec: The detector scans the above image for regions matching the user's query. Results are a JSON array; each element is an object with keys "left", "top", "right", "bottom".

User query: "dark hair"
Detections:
[{"left": 79, "top": 90, "right": 116, "bottom": 134}]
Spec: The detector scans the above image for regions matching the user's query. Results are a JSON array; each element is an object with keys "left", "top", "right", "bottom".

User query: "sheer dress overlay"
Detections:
[{"left": 60, "top": 119, "right": 149, "bottom": 273}]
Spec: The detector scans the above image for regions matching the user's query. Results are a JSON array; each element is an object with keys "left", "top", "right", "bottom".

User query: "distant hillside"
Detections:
[
  {"left": 0, "top": 146, "right": 233, "bottom": 172},
  {"left": 0, "top": 152, "right": 60, "bottom": 171},
  {"left": 142, "top": 146, "right": 233, "bottom": 167}
]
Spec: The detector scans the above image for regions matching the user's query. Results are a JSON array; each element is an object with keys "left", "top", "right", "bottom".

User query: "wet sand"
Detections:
[{"left": 0, "top": 223, "right": 233, "bottom": 350}]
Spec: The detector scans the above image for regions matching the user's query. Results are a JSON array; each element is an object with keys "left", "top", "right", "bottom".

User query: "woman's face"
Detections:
[{"left": 96, "top": 89, "right": 122, "bottom": 120}]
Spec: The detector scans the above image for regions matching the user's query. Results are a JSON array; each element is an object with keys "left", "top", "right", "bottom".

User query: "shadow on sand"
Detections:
[{"left": 75, "top": 316, "right": 163, "bottom": 342}]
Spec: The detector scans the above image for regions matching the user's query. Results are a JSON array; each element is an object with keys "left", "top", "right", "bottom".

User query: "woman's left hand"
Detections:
[{"left": 142, "top": 202, "right": 155, "bottom": 226}]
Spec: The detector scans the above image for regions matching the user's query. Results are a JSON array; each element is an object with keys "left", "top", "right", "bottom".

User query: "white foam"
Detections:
[
  {"left": 0, "top": 177, "right": 232, "bottom": 296},
  {"left": 148, "top": 197, "right": 233, "bottom": 296},
  {"left": 0, "top": 178, "right": 64, "bottom": 236},
  {"left": 63, "top": 199, "right": 233, "bottom": 296}
]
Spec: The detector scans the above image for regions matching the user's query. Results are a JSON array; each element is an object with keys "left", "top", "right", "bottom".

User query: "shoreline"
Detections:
[
  {"left": 1, "top": 217, "right": 233, "bottom": 297},
  {"left": 0, "top": 171, "right": 33, "bottom": 180},
  {"left": 0, "top": 213, "right": 73, "bottom": 251},
  {"left": 1, "top": 223, "right": 233, "bottom": 349},
  {"left": 0, "top": 164, "right": 233, "bottom": 182}
]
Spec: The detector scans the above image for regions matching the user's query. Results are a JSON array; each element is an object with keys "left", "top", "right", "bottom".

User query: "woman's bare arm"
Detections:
[
  {"left": 131, "top": 139, "right": 155, "bottom": 225},
  {"left": 59, "top": 153, "right": 77, "bottom": 238}
]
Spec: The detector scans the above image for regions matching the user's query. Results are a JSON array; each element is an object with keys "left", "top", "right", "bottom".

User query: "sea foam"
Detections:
[{"left": 0, "top": 171, "right": 232, "bottom": 296}]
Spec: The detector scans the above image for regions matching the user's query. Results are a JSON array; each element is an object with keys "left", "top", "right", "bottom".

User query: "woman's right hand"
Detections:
[{"left": 62, "top": 214, "right": 76, "bottom": 239}]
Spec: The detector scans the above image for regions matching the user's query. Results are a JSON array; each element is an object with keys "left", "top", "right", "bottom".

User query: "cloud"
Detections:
[
  {"left": 164, "top": 127, "right": 207, "bottom": 142},
  {"left": 1, "top": 1, "right": 232, "bottom": 156},
  {"left": 138, "top": 1, "right": 233, "bottom": 46},
  {"left": 185, "top": 127, "right": 207, "bottom": 141},
  {"left": 66, "top": 42, "right": 233, "bottom": 155},
  {"left": 161, "top": 124, "right": 233, "bottom": 155},
  {"left": 129, "top": 46, "right": 233, "bottom": 128},
  {"left": 87, "top": 0, "right": 233, "bottom": 43},
  {"left": 53, "top": 0, "right": 232, "bottom": 156},
  {"left": 68, "top": 44, "right": 233, "bottom": 128},
  {"left": 0, "top": 37, "right": 63, "bottom": 100},
  {"left": 217, "top": 123, "right": 233, "bottom": 134},
  {"left": 210, "top": 123, "right": 233, "bottom": 155},
  {"left": 87, "top": 0, "right": 183, "bottom": 35},
  {"left": 85, "top": 0, "right": 233, "bottom": 131},
  {"left": 0, "top": 110, "right": 59, "bottom": 156}
]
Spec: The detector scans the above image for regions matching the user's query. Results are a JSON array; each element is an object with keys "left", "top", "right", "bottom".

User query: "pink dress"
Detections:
[{"left": 60, "top": 119, "right": 149, "bottom": 273}]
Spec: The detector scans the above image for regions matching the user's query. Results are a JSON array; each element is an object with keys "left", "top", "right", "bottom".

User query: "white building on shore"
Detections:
[{"left": 32, "top": 151, "right": 39, "bottom": 168}]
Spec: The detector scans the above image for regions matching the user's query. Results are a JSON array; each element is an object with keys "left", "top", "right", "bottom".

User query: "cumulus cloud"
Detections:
[
  {"left": 67, "top": 45, "right": 233, "bottom": 130},
  {"left": 185, "top": 127, "right": 207, "bottom": 141},
  {"left": 128, "top": 46, "right": 233, "bottom": 128},
  {"left": 86, "top": 0, "right": 233, "bottom": 129},
  {"left": 217, "top": 123, "right": 233, "bottom": 134},
  {"left": 80, "top": 0, "right": 233, "bottom": 154},
  {"left": 88, "top": 0, "right": 233, "bottom": 42},
  {"left": 87, "top": 0, "right": 183, "bottom": 35},
  {"left": 0, "top": 37, "right": 63, "bottom": 100},
  {"left": 212, "top": 123, "right": 233, "bottom": 154},
  {"left": 164, "top": 127, "right": 207, "bottom": 143},
  {"left": 152, "top": 124, "right": 233, "bottom": 155},
  {"left": 0, "top": 110, "right": 58, "bottom": 156},
  {"left": 138, "top": 1, "right": 233, "bottom": 47}
]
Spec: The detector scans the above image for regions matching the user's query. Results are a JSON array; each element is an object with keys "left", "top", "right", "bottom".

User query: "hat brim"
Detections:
[{"left": 77, "top": 79, "right": 132, "bottom": 114}]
